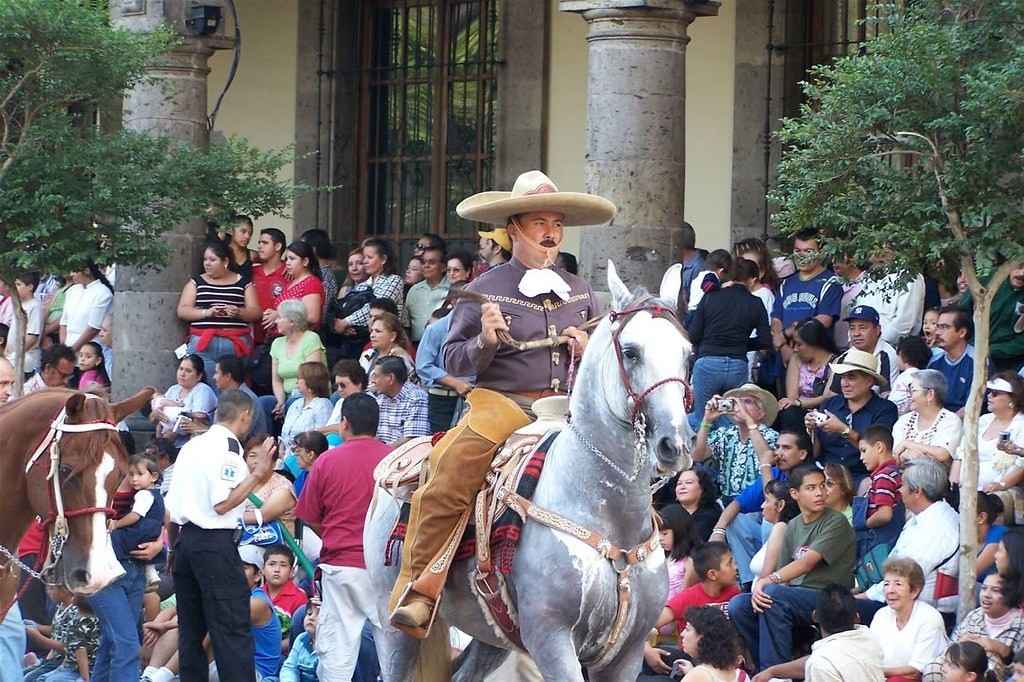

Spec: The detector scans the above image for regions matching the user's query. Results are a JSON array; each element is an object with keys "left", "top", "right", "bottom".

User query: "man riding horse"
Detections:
[{"left": 389, "top": 170, "right": 616, "bottom": 635}]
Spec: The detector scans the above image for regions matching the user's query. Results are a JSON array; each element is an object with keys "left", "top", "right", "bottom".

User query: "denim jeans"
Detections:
[
  {"left": 87, "top": 560, "right": 145, "bottom": 682},
  {"left": 729, "top": 584, "right": 819, "bottom": 670},
  {"left": 37, "top": 668, "right": 85, "bottom": 682},
  {"left": 0, "top": 602, "right": 25, "bottom": 678},
  {"left": 727, "top": 512, "right": 772, "bottom": 585},
  {"left": 688, "top": 356, "right": 750, "bottom": 430},
  {"left": 256, "top": 391, "right": 301, "bottom": 435},
  {"left": 187, "top": 334, "right": 251, "bottom": 388}
]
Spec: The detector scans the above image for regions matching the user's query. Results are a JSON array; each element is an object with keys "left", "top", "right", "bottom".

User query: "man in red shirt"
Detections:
[
  {"left": 251, "top": 227, "right": 289, "bottom": 346},
  {"left": 294, "top": 392, "right": 391, "bottom": 680},
  {"left": 260, "top": 544, "right": 308, "bottom": 615}
]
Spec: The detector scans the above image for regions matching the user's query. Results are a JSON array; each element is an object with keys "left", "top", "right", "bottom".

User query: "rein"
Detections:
[{"left": 0, "top": 399, "right": 120, "bottom": 620}]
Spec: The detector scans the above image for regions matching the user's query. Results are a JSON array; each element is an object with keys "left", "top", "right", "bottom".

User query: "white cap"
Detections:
[{"left": 986, "top": 378, "right": 1015, "bottom": 393}]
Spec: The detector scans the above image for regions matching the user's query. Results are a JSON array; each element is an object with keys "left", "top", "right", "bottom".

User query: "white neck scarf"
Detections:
[{"left": 519, "top": 268, "right": 571, "bottom": 301}]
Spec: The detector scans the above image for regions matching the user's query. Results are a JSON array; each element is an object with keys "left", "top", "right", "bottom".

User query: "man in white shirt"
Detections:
[
  {"left": 5, "top": 273, "right": 45, "bottom": 375},
  {"left": 165, "top": 390, "right": 275, "bottom": 682},
  {"left": 753, "top": 584, "right": 884, "bottom": 682},
  {"left": 858, "top": 458, "right": 959, "bottom": 612},
  {"left": 23, "top": 344, "right": 76, "bottom": 394},
  {"left": 59, "top": 268, "right": 113, "bottom": 352},
  {"left": 0, "top": 358, "right": 14, "bottom": 402},
  {"left": 854, "top": 267, "right": 926, "bottom": 346},
  {"left": 403, "top": 245, "right": 449, "bottom": 342}
]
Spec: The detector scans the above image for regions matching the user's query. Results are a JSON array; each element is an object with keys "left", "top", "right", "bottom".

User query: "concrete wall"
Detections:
[
  {"left": 547, "top": 1, "right": 737, "bottom": 258},
  {"left": 207, "top": 0, "right": 298, "bottom": 238}
]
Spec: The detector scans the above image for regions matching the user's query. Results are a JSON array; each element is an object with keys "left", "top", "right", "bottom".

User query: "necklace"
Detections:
[{"left": 906, "top": 409, "right": 945, "bottom": 444}]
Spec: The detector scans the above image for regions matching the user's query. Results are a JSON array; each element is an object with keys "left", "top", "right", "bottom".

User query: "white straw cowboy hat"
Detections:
[
  {"left": 457, "top": 170, "right": 617, "bottom": 227},
  {"left": 723, "top": 383, "right": 779, "bottom": 427},
  {"left": 830, "top": 349, "right": 888, "bottom": 389}
]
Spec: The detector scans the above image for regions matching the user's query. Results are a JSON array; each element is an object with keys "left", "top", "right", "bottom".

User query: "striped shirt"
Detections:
[
  {"left": 867, "top": 459, "right": 902, "bottom": 517},
  {"left": 191, "top": 274, "right": 251, "bottom": 330},
  {"left": 374, "top": 382, "right": 430, "bottom": 445}
]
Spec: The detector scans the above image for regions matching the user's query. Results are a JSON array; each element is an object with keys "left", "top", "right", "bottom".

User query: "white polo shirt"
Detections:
[
  {"left": 60, "top": 279, "right": 112, "bottom": 348},
  {"left": 165, "top": 423, "right": 247, "bottom": 530}
]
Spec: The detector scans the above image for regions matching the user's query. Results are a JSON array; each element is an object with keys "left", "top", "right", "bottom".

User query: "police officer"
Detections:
[{"left": 165, "top": 389, "right": 275, "bottom": 681}]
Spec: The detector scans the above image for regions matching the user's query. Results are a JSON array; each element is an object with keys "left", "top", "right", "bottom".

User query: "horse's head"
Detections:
[
  {"left": 574, "top": 262, "right": 694, "bottom": 479},
  {"left": 22, "top": 388, "right": 154, "bottom": 595}
]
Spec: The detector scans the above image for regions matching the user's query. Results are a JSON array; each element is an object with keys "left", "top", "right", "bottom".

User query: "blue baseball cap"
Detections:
[{"left": 844, "top": 305, "right": 880, "bottom": 325}]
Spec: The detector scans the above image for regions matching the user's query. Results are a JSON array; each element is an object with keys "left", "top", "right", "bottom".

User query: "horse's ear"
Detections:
[
  {"left": 112, "top": 387, "right": 157, "bottom": 423},
  {"left": 606, "top": 260, "right": 632, "bottom": 312},
  {"left": 64, "top": 393, "right": 87, "bottom": 417}
]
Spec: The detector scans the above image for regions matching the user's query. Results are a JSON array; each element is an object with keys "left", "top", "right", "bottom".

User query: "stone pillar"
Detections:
[
  {"left": 110, "top": 1, "right": 232, "bottom": 398},
  {"left": 559, "top": 0, "right": 718, "bottom": 292}
]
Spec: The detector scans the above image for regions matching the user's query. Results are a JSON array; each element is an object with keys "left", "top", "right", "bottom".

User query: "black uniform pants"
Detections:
[{"left": 173, "top": 524, "right": 255, "bottom": 682}]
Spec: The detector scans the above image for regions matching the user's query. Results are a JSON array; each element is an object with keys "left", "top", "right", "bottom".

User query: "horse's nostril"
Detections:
[
  {"left": 657, "top": 436, "right": 681, "bottom": 461},
  {"left": 69, "top": 569, "right": 90, "bottom": 587}
]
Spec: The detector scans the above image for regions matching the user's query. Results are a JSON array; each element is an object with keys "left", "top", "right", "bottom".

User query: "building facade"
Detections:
[{"left": 111, "top": 0, "right": 884, "bottom": 393}]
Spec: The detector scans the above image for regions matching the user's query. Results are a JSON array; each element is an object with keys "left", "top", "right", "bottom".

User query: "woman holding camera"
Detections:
[
  {"left": 953, "top": 372, "right": 1024, "bottom": 492},
  {"left": 691, "top": 385, "right": 779, "bottom": 498}
]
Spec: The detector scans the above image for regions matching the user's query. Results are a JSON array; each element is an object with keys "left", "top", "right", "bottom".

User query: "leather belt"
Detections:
[{"left": 427, "top": 387, "right": 459, "bottom": 398}]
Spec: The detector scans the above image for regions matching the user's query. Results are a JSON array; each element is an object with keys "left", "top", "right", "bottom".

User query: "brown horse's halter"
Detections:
[{"left": 0, "top": 401, "right": 120, "bottom": 620}]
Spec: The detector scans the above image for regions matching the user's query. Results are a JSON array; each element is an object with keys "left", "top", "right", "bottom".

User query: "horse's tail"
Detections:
[{"left": 414, "top": 615, "right": 451, "bottom": 682}]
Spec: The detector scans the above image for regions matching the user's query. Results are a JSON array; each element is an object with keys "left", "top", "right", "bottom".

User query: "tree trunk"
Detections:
[
  {"left": 4, "top": 279, "right": 27, "bottom": 398},
  {"left": 956, "top": 262, "right": 1009, "bottom": 621}
]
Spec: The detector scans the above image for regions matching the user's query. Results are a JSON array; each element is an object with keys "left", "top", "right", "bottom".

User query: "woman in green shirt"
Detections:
[{"left": 267, "top": 299, "right": 326, "bottom": 419}]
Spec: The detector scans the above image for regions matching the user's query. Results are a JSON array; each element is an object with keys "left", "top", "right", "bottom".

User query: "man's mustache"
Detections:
[{"left": 540, "top": 238, "right": 558, "bottom": 247}]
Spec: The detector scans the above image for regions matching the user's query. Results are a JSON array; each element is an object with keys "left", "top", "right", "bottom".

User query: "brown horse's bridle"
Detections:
[
  {"left": 607, "top": 298, "right": 693, "bottom": 424},
  {"left": 25, "top": 402, "right": 121, "bottom": 565},
  {"left": 0, "top": 401, "right": 120, "bottom": 620}
]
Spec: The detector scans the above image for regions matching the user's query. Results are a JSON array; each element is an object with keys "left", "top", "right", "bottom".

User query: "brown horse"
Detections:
[{"left": 0, "top": 388, "right": 153, "bottom": 614}]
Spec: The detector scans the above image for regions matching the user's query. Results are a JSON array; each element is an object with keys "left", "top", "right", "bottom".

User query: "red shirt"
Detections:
[
  {"left": 294, "top": 436, "right": 392, "bottom": 568},
  {"left": 268, "top": 579, "right": 308, "bottom": 615},
  {"left": 17, "top": 520, "right": 46, "bottom": 559},
  {"left": 666, "top": 582, "right": 741, "bottom": 634},
  {"left": 252, "top": 263, "right": 288, "bottom": 343},
  {"left": 868, "top": 459, "right": 902, "bottom": 517}
]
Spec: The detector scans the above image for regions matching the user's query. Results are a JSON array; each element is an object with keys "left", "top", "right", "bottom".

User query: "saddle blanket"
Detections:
[{"left": 385, "top": 433, "right": 555, "bottom": 574}]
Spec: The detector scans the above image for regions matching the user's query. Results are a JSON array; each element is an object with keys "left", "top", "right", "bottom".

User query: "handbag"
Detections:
[
  {"left": 933, "top": 546, "right": 960, "bottom": 600},
  {"left": 854, "top": 542, "right": 891, "bottom": 592},
  {"left": 238, "top": 519, "right": 285, "bottom": 547}
]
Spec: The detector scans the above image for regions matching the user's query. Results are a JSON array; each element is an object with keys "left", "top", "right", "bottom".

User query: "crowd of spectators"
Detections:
[{"left": 3, "top": 216, "right": 1024, "bottom": 681}]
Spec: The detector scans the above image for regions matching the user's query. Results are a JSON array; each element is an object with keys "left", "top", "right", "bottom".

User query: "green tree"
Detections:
[
  {"left": 1, "top": 0, "right": 308, "bottom": 391},
  {"left": 770, "top": 0, "right": 1024, "bottom": 615}
]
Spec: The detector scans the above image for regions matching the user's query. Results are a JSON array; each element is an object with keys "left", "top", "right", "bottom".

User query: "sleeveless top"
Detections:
[
  {"left": 251, "top": 586, "right": 283, "bottom": 677},
  {"left": 191, "top": 274, "right": 250, "bottom": 330},
  {"left": 798, "top": 357, "right": 832, "bottom": 398}
]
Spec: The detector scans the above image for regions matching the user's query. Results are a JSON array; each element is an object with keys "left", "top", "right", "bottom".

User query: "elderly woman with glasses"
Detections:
[
  {"left": 954, "top": 372, "right": 1024, "bottom": 493},
  {"left": 892, "top": 368, "right": 963, "bottom": 467}
]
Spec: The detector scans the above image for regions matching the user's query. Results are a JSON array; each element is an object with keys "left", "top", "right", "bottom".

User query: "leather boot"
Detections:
[{"left": 388, "top": 389, "right": 530, "bottom": 632}]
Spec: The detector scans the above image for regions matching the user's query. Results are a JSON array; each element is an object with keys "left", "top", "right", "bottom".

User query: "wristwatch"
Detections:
[{"left": 841, "top": 426, "right": 852, "bottom": 439}]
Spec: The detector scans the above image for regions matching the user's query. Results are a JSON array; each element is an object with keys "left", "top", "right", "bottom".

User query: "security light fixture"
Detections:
[{"left": 186, "top": 4, "right": 222, "bottom": 36}]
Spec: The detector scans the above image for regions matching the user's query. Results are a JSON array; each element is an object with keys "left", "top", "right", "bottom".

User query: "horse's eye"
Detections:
[
  {"left": 623, "top": 347, "right": 641, "bottom": 362},
  {"left": 59, "top": 464, "right": 73, "bottom": 479}
]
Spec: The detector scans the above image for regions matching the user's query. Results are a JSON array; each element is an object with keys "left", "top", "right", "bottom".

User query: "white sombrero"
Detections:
[{"left": 457, "top": 170, "right": 617, "bottom": 227}]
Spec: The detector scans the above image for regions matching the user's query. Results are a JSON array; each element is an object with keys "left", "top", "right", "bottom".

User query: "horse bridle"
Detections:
[
  {"left": 607, "top": 298, "right": 693, "bottom": 424},
  {"left": 24, "top": 400, "right": 120, "bottom": 575}
]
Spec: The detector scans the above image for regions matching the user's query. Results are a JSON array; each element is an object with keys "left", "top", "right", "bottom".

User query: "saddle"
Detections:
[{"left": 374, "top": 396, "right": 569, "bottom": 649}]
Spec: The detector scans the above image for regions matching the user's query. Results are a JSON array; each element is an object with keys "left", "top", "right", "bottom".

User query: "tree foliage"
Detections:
[
  {"left": 0, "top": 0, "right": 306, "bottom": 275},
  {"left": 770, "top": 0, "right": 1024, "bottom": 616},
  {"left": 0, "top": 0, "right": 312, "bottom": 389}
]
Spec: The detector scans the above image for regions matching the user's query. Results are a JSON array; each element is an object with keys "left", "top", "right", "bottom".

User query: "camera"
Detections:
[
  {"left": 809, "top": 410, "right": 829, "bottom": 426},
  {"left": 717, "top": 398, "right": 737, "bottom": 414}
]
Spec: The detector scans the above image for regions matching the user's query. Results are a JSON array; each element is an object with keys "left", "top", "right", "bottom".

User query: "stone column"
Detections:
[
  {"left": 110, "top": 1, "right": 232, "bottom": 398},
  {"left": 559, "top": 1, "right": 718, "bottom": 293}
]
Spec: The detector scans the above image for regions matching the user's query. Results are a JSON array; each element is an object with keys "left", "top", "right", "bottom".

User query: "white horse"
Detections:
[{"left": 365, "top": 262, "right": 694, "bottom": 681}]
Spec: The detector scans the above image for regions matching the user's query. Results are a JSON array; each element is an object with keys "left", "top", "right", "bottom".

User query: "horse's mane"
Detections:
[
  {"left": 618, "top": 286, "right": 689, "bottom": 339},
  {"left": 0, "top": 389, "right": 123, "bottom": 471}
]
